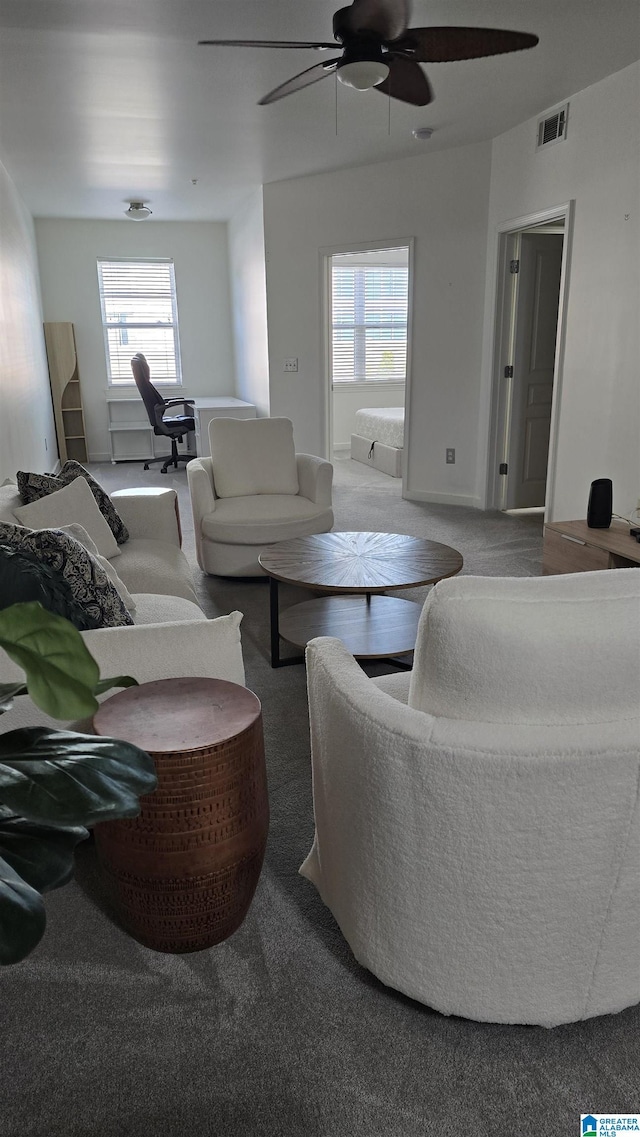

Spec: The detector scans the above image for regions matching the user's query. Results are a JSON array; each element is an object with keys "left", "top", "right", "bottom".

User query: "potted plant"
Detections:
[{"left": 0, "top": 601, "right": 157, "bottom": 965}]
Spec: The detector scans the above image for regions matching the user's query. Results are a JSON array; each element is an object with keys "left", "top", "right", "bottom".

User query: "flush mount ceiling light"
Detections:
[
  {"left": 124, "top": 201, "right": 152, "bottom": 220},
  {"left": 412, "top": 126, "right": 434, "bottom": 140}
]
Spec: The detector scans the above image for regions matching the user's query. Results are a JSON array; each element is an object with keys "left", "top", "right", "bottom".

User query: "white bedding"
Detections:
[{"left": 353, "top": 407, "right": 404, "bottom": 449}]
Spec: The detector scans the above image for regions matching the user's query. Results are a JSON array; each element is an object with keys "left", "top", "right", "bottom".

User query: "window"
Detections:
[
  {"left": 330, "top": 248, "right": 409, "bottom": 383},
  {"left": 97, "top": 258, "right": 182, "bottom": 385}
]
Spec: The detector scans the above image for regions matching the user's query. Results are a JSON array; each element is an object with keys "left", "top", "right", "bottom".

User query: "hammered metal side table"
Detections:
[{"left": 93, "top": 677, "right": 268, "bottom": 953}]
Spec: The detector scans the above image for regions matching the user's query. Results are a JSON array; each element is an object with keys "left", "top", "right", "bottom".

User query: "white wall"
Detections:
[
  {"left": 0, "top": 158, "right": 58, "bottom": 481},
  {"left": 479, "top": 62, "right": 640, "bottom": 521},
  {"left": 227, "top": 189, "right": 270, "bottom": 418},
  {"left": 34, "top": 220, "right": 236, "bottom": 461},
  {"left": 263, "top": 141, "right": 492, "bottom": 506}
]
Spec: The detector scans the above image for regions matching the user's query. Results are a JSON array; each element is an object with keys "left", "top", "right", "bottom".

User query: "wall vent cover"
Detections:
[{"left": 536, "top": 102, "right": 569, "bottom": 150}]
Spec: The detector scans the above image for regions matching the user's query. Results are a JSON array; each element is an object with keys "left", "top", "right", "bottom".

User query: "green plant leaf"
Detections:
[
  {"left": 94, "top": 675, "right": 138, "bottom": 697},
  {"left": 0, "top": 727, "right": 158, "bottom": 827},
  {"left": 0, "top": 603, "right": 100, "bottom": 719},
  {"left": 0, "top": 856, "right": 47, "bottom": 965},
  {"left": 0, "top": 815, "right": 88, "bottom": 892},
  {"left": 0, "top": 682, "right": 27, "bottom": 715}
]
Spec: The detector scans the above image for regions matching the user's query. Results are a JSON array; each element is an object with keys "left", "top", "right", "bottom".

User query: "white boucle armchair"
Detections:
[
  {"left": 301, "top": 568, "right": 640, "bottom": 1027},
  {"left": 187, "top": 417, "right": 333, "bottom": 577}
]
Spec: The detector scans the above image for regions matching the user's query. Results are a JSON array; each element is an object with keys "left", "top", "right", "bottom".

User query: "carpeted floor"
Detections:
[{"left": 1, "top": 459, "right": 637, "bottom": 1137}]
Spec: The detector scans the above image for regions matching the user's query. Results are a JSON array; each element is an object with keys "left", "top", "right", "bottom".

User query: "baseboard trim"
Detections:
[{"left": 404, "top": 488, "right": 482, "bottom": 509}]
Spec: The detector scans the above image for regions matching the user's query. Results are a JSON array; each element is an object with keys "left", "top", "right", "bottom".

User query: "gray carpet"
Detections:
[{"left": 1, "top": 459, "right": 637, "bottom": 1137}]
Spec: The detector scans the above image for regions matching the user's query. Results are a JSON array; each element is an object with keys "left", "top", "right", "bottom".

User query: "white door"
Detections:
[{"left": 506, "top": 232, "right": 563, "bottom": 509}]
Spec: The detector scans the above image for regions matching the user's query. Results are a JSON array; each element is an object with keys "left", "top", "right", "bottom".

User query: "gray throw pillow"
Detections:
[
  {"left": 17, "top": 462, "right": 129, "bottom": 545},
  {"left": 0, "top": 542, "right": 101, "bottom": 631},
  {"left": 0, "top": 522, "right": 134, "bottom": 628}
]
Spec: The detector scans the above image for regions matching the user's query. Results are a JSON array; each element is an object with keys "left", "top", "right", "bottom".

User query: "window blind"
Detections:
[
  {"left": 331, "top": 264, "right": 408, "bottom": 383},
  {"left": 97, "top": 259, "right": 182, "bottom": 385}
]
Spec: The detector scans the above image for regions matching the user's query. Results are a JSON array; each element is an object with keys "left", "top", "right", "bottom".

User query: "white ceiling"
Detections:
[{"left": 1, "top": 0, "right": 638, "bottom": 222}]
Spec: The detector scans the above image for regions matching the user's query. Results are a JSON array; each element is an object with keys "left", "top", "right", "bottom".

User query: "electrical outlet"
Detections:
[
  {"left": 446, "top": 448, "right": 455, "bottom": 464},
  {"left": 284, "top": 357, "right": 298, "bottom": 373}
]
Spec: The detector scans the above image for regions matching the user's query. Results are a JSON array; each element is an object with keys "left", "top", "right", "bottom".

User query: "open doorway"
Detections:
[
  {"left": 322, "top": 241, "right": 412, "bottom": 481},
  {"left": 487, "top": 204, "right": 573, "bottom": 517}
]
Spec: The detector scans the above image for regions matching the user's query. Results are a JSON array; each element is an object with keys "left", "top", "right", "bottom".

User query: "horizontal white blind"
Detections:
[
  {"left": 97, "top": 259, "right": 182, "bottom": 385},
  {"left": 331, "top": 264, "right": 408, "bottom": 383}
]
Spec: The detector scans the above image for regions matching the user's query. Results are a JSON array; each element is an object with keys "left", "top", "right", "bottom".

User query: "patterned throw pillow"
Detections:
[
  {"left": 0, "top": 543, "right": 101, "bottom": 631},
  {"left": 13, "top": 476, "right": 121, "bottom": 560},
  {"left": 0, "top": 522, "right": 134, "bottom": 628},
  {"left": 17, "top": 462, "right": 129, "bottom": 545},
  {"left": 58, "top": 462, "right": 129, "bottom": 545},
  {"left": 57, "top": 523, "right": 136, "bottom": 613},
  {"left": 16, "top": 470, "right": 62, "bottom": 503}
]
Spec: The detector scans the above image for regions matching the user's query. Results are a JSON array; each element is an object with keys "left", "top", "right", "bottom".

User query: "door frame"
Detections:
[
  {"left": 484, "top": 201, "right": 574, "bottom": 518},
  {"left": 319, "top": 236, "right": 415, "bottom": 491}
]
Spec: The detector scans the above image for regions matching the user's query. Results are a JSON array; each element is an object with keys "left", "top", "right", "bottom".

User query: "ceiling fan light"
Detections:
[
  {"left": 337, "top": 59, "right": 389, "bottom": 91},
  {"left": 125, "top": 202, "right": 152, "bottom": 220}
]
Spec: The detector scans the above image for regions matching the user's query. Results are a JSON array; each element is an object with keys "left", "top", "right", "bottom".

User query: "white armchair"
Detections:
[
  {"left": 187, "top": 417, "right": 333, "bottom": 577},
  {"left": 301, "top": 568, "right": 640, "bottom": 1027}
]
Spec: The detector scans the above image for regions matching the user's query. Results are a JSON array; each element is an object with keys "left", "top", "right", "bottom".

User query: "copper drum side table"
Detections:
[{"left": 93, "top": 677, "right": 268, "bottom": 954}]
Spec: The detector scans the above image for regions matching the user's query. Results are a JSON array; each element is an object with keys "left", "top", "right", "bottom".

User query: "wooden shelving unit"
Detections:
[{"left": 44, "top": 322, "right": 88, "bottom": 464}]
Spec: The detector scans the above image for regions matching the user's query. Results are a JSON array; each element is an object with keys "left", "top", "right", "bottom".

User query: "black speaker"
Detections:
[{"left": 587, "top": 478, "right": 612, "bottom": 528}]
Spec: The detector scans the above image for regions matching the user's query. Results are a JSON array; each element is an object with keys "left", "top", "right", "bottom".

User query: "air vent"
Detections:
[{"left": 536, "top": 102, "right": 569, "bottom": 151}]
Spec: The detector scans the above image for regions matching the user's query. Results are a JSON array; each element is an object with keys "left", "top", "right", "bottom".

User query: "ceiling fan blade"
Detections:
[
  {"left": 375, "top": 55, "right": 433, "bottom": 105},
  {"left": 345, "top": 0, "right": 410, "bottom": 41},
  {"left": 198, "top": 39, "right": 336, "bottom": 50},
  {"left": 391, "top": 26, "right": 539, "bottom": 63},
  {"left": 259, "top": 59, "right": 340, "bottom": 105}
]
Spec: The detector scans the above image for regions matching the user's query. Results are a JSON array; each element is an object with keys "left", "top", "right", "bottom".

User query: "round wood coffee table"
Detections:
[
  {"left": 93, "top": 677, "right": 268, "bottom": 953},
  {"left": 258, "top": 531, "right": 463, "bottom": 667}
]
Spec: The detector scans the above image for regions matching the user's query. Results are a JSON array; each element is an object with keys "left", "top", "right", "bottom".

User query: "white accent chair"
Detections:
[
  {"left": 301, "top": 568, "right": 640, "bottom": 1027},
  {"left": 187, "top": 417, "right": 334, "bottom": 577}
]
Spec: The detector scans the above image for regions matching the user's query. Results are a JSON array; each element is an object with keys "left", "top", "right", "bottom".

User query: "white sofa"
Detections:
[
  {"left": 301, "top": 568, "right": 640, "bottom": 1027},
  {"left": 0, "top": 482, "right": 245, "bottom": 732},
  {"left": 187, "top": 417, "right": 333, "bottom": 577}
]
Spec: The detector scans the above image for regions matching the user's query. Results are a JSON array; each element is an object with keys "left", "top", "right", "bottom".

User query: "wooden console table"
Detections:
[
  {"left": 543, "top": 519, "right": 640, "bottom": 574},
  {"left": 93, "top": 677, "right": 268, "bottom": 954}
]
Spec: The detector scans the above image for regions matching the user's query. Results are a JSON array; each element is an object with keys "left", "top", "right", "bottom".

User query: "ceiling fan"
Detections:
[{"left": 199, "top": 0, "right": 538, "bottom": 107}]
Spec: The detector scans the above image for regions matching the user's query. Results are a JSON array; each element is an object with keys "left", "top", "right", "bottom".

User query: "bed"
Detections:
[{"left": 350, "top": 407, "right": 404, "bottom": 478}]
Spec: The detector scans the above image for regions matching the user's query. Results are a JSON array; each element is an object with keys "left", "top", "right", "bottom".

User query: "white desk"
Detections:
[{"left": 193, "top": 397, "right": 257, "bottom": 457}]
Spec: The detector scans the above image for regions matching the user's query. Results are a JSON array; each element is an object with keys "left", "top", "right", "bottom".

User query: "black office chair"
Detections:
[{"left": 130, "top": 353, "right": 196, "bottom": 473}]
